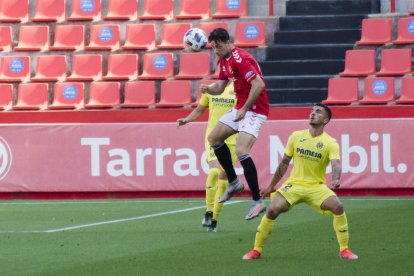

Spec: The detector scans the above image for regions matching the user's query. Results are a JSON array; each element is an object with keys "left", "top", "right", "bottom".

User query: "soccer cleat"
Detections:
[
  {"left": 242, "top": 249, "right": 261, "bottom": 260},
  {"left": 202, "top": 211, "right": 213, "bottom": 227},
  {"left": 340, "top": 249, "right": 359, "bottom": 260},
  {"left": 245, "top": 200, "right": 266, "bottom": 220},
  {"left": 218, "top": 179, "right": 244, "bottom": 203},
  {"left": 207, "top": 220, "right": 217, "bottom": 232}
]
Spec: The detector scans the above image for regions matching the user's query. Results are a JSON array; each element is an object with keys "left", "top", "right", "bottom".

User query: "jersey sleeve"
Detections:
[
  {"left": 328, "top": 140, "right": 340, "bottom": 160},
  {"left": 284, "top": 132, "right": 297, "bottom": 157},
  {"left": 234, "top": 56, "right": 259, "bottom": 83},
  {"left": 199, "top": 93, "right": 209, "bottom": 107}
]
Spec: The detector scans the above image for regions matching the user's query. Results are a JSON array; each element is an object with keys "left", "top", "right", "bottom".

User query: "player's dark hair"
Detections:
[
  {"left": 315, "top": 103, "right": 332, "bottom": 122},
  {"left": 208, "top": 28, "right": 230, "bottom": 43}
]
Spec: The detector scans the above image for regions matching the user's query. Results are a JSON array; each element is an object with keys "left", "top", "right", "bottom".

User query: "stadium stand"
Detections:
[
  {"left": 0, "top": 84, "right": 13, "bottom": 110},
  {"left": 157, "top": 23, "right": 192, "bottom": 49},
  {"left": 103, "top": 54, "right": 139, "bottom": 81},
  {"left": 212, "top": 0, "right": 247, "bottom": 18},
  {"left": 13, "top": 83, "right": 48, "bottom": 110},
  {"left": 50, "top": 24, "right": 85, "bottom": 51},
  {"left": 396, "top": 77, "right": 414, "bottom": 104},
  {"left": 376, "top": 48, "right": 412, "bottom": 76},
  {"left": 139, "top": 0, "right": 174, "bottom": 20},
  {"left": 0, "top": 56, "right": 30, "bottom": 82},
  {"left": 156, "top": 80, "right": 192, "bottom": 107},
  {"left": 49, "top": 82, "right": 85, "bottom": 109},
  {"left": 121, "top": 23, "right": 157, "bottom": 50},
  {"left": 393, "top": 17, "right": 414, "bottom": 44},
  {"left": 339, "top": 49, "right": 376, "bottom": 77},
  {"left": 67, "top": 0, "right": 102, "bottom": 21},
  {"left": 67, "top": 54, "right": 103, "bottom": 81},
  {"left": 175, "top": 52, "right": 211, "bottom": 79},
  {"left": 0, "top": 0, "right": 29, "bottom": 22},
  {"left": 103, "top": 0, "right": 138, "bottom": 20},
  {"left": 31, "top": 0, "right": 65, "bottom": 22},
  {"left": 175, "top": 0, "right": 210, "bottom": 19},
  {"left": 0, "top": 26, "right": 13, "bottom": 51},
  {"left": 15, "top": 25, "right": 49, "bottom": 51},
  {"left": 234, "top": 21, "right": 266, "bottom": 47},
  {"left": 323, "top": 77, "right": 359, "bottom": 105},
  {"left": 84, "top": 81, "right": 120, "bottom": 108},
  {"left": 359, "top": 77, "right": 395, "bottom": 104},
  {"left": 121, "top": 81, "right": 156, "bottom": 108},
  {"left": 138, "top": 52, "right": 174, "bottom": 80},
  {"left": 85, "top": 24, "right": 121, "bottom": 50},
  {"left": 31, "top": 55, "right": 67, "bottom": 82},
  {"left": 356, "top": 18, "right": 392, "bottom": 45}
]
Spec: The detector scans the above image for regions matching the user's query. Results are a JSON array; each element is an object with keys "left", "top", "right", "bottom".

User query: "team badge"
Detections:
[{"left": 316, "top": 142, "right": 324, "bottom": 149}]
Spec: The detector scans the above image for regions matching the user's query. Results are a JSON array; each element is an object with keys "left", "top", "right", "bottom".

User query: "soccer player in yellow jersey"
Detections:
[
  {"left": 177, "top": 82, "right": 237, "bottom": 232},
  {"left": 243, "top": 103, "right": 358, "bottom": 260}
]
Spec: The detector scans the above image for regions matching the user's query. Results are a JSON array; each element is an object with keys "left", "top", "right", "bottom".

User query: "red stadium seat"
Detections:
[
  {"left": 31, "top": 55, "right": 67, "bottom": 82},
  {"left": 339, "top": 49, "right": 376, "bottom": 77},
  {"left": 0, "top": 84, "right": 13, "bottom": 110},
  {"left": 15, "top": 25, "right": 49, "bottom": 51},
  {"left": 410, "top": 10, "right": 414, "bottom": 15},
  {"left": 31, "top": 0, "right": 65, "bottom": 22},
  {"left": 322, "top": 78, "right": 359, "bottom": 105},
  {"left": 49, "top": 82, "right": 85, "bottom": 109},
  {"left": 175, "top": 0, "right": 210, "bottom": 19},
  {"left": 356, "top": 18, "right": 392, "bottom": 46},
  {"left": 396, "top": 77, "right": 414, "bottom": 104},
  {"left": 234, "top": 21, "right": 266, "bottom": 47},
  {"left": 157, "top": 23, "right": 192, "bottom": 50},
  {"left": 175, "top": 52, "right": 211, "bottom": 79},
  {"left": 139, "top": 0, "right": 173, "bottom": 20},
  {"left": 86, "top": 24, "right": 120, "bottom": 50},
  {"left": 67, "top": 0, "right": 101, "bottom": 21},
  {"left": 156, "top": 80, "right": 192, "bottom": 107},
  {"left": 0, "top": 26, "right": 13, "bottom": 51},
  {"left": 376, "top": 49, "right": 412, "bottom": 76},
  {"left": 85, "top": 82, "right": 120, "bottom": 109},
  {"left": 103, "top": 54, "right": 138, "bottom": 81},
  {"left": 121, "top": 81, "right": 156, "bottom": 108},
  {"left": 199, "top": 22, "right": 228, "bottom": 48},
  {"left": 0, "top": 0, "right": 29, "bottom": 22},
  {"left": 13, "top": 83, "right": 49, "bottom": 110},
  {"left": 359, "top": 77, "right": 395, "bottom": 104},
  {"left": 393, "top": 17, "right": 414, "bottom": 45},
  {"left": 192, "top": 79, "right": 216, "bottom": 106},
  {"left": 103, "top": 0, "right": 138, "bottom": 20},
  {"left": 0, "top": 56, "right": 30, "bottom": 82},
  {"left": 212, "top": 0, "right": 247, "bottom": 18},
  {"left": 67, "top": 54, "right": 102, "bottom": 81},
  {"left": 139, "top": 53, "right": 174, "bottom": 80},
  {"left": 121, "top": 23, "right": 156, "bottom": 50},
  {"left": 50, "top": 25, "right": 85, "bottom": 51}
]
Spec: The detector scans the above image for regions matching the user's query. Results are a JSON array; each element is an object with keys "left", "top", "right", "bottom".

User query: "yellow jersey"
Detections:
[
  {"left": 199, "top": 83, "right": 237, "bottom": 149},
  {"left": 285, "top": 129, "right": 340, "bottom": 186}
]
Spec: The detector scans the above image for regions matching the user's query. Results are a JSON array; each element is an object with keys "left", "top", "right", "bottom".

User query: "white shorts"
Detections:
[{"left": 219, "top": 108, "right": 267, "bottom": 138}]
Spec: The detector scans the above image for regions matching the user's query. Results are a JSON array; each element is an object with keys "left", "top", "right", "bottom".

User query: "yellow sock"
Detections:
[
  {"left": 213, "top": 179, "right": 227, "bottom": 220},
  {"left": 253, "top": 215, "right": 276, "bottom": 253},
  {"left": 333, "top": 212, "right": 349, "bottom": 251},
  {"left": 205, "top": 168, "right": 220, "bottom": 212}
]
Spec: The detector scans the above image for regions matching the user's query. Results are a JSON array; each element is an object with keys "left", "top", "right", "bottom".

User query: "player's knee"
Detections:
[{"left": 331, "top": 202, "right": 344, "bottom": 215}]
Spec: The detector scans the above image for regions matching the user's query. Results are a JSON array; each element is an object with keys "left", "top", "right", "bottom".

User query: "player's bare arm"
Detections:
[
  {"left": 177, "top": 105, "right": 207, "bottom": 127},
  {"left": 235, "top": 76, "right": 265, "bottom": 122},
  {"left": 200, "top": 80, "right": 228, "bottom": 95},
  {"left": 331, "top": 159, "right": 341, "bottom": 189},
  {"left": 260, "top": 154, "right": 292, "bottom": 198}
]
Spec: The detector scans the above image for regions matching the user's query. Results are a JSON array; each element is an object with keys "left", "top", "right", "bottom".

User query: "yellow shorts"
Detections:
[
  {"left": 274, "top": 182, "right": 337, "bottom": 215},
  {"left": 206, "top": 142, "right": 237, "bottom": 165}
]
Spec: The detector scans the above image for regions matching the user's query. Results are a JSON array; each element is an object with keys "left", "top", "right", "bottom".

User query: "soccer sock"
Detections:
[
  {"left": 206, "top": 168, "right": 220, "bottom": 212},
  {"left": 333, "top": 212, "right": 350, "bottom": 251},
  {"left": 213, "top": 179, "right": 227, "bottom": 220},
  {"left": 239, "top": 154, "right": 260, "bottom": 201},
  {"left": 253, "top": 215, "right": 276, "bottom": 253},
  {"left": 212, "top": 143, "right": 237, "bottom": 183}
]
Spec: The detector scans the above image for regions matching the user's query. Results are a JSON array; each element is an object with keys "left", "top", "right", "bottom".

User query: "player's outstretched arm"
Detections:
[
  {"left": 177, "top": 105, "right": 207, "bottom": 127},
  {"left": 261, "top": 154, "right": 292, "bottom": 198},
  {"left": 200, "top": 80, "right": 228, "bottom": 95},
  {"left": 331, "top": 159, "right": 341, "bottom": 189}
]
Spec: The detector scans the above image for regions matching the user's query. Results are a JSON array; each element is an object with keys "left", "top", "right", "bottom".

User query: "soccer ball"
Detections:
[{"left": 183, "top": 28, "right": 208, "bottom": 52}]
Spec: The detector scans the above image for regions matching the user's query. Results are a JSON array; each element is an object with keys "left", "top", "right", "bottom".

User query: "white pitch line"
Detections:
[
  {"left": 0, "top": 200, "right": 209, "bottom": 205},
  {"left": 0, "top": 200, "right": 243, "bottom": 234}
]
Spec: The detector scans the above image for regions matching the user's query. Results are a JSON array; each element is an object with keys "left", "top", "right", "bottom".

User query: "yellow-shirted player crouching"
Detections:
[
  {"left": 243, "top": 103, "right": 358, "bottom": 260},
  {"left": 177, "top": 82, "right": 237, "bottom": 232}
]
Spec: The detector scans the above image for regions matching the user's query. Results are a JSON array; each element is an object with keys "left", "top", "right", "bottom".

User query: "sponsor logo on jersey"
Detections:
[
  {"left": 245, "top": 70, "right": 254, "bottom": 79},
  {"left": 296, "top": 147, "right": 322, "bottom": 159}
]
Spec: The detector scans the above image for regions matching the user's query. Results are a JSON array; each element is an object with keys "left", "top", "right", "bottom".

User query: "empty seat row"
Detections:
[
  {"left": 0, "top": 52, "right": 218, "bottom": 82},
  {"left": 0, "top": 21, "right": 265, "bottom": 52},
  {"left": 0, "top": 0, "right": 247, "bottom": 22},
  {"left": 0, "top": 80, "right": 209, "bottom": 110},
  {"left": 357, "top": 17, "right": 414, "bottom": 45},
  {"left": 323, "top": 77, "right": 414, "bottom": 105},
  {"left": 340, "top": 48, "right": 413, "bottom": 77}
]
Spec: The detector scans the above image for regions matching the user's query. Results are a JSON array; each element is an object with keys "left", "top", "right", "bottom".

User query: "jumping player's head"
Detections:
[
  {"left": 208, "top": 28, "right": 233, "bottom": 59},
  {"left": 310, "top": 103, "right": 332, "bottom": 126}
]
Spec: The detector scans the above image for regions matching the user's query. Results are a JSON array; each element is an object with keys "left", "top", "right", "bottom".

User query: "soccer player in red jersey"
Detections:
[{"left": 200, "top": 28, "right": 269, "bottom": 220}]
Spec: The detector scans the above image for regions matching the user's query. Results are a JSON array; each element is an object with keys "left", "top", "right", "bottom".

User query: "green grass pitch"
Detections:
[{"left": 0, "top": 197, "right": 413, "bottom": 275}]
